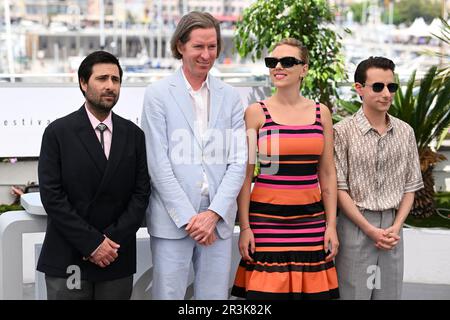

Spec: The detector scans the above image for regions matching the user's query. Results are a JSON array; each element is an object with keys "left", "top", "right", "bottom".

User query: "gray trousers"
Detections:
[
  {"left": 45, "top": 275, "right": 133, "bottom": 300},
  {"left": 335, "top": 208, "right": 403, "bottom": 300},
  {"left": 150, "top": 194, "right": 233, "bottom": 300}
]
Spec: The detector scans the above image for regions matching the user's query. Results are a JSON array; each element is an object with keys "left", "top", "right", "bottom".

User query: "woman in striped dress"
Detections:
[{"left": 231, "top": 38, "right": 339, "bottom": 299}]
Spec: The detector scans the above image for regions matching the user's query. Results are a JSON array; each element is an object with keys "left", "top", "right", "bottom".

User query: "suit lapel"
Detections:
[
  {"left": 75, "top": 106, "right": 107, "bottom": 175},
  {"left": 169, "top": 69, "right": 202, "bottom": 147},
  {"left": 208, "top": 76, "right": 224, "bottom": 130}
]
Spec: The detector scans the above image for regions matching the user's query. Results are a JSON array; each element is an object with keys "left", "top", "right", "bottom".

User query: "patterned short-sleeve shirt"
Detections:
[{"left": 333, "top": 107, "right": 424, "bottom": 211}]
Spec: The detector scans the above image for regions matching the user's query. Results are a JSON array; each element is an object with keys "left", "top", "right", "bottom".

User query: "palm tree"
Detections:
[
  {"left": 389, "top": 18, "right": 450, "bottom": 217},
  {"left": 389, "top": 66, "right": 450, "bottom": 217},
  {"left": 429, "top": 18, "right": 450, "bottom": 77}
]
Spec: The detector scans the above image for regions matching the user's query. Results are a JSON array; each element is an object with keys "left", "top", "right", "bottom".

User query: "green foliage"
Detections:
[
  {"left": 235, "top": 0, "right": 347, "bottom": 108},
  {"left": 349, "top": 0, "right": 441, "bottom": 26},
  {"left": 348, "top": 1, "right": 365, "bottom": 24},
  {"left": 389, "top": 66, "right": 450, "bottom": 151},
  {"left": 406, "top": 192, "right": 450, "bottom": 228},
  {"left": 431, "top": 18, "right": 450, "bottom": 47},
  {"left": 333, "top": 97, "right": 361, "bottom": 123},
  {"left": 380, "top": 4, "right": 401, "bottom": 25},
  {"left": 0, "top": 204, "right": 22, "bottom": 214},
  {"left": 406, "top": 213, "right": 450, "bottom": 228},
  {"left": 420, "top": 19, "right": 450, "bottom": 149},
  {"left": 253, "top": 160, "right": 260, "bottom": 179},
  {"left": 429, "top": 18, "right": 450, "bottom": 63},
  {"left": 395, "top": 0, "right": 441, "bottom": 25},
  {"left": 435, "top": 192, "right": 450, "bottom": 209}
]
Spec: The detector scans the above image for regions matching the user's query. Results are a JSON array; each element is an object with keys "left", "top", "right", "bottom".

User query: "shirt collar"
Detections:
[
  {"left": 181, "top": 67, "right": 210, "bottom": 93},
  {"left": 355, "top": 107, "right": 393, "bottom": 135},
  {"left": 85, "top": 104, "right": 113, "bottom": 132}
]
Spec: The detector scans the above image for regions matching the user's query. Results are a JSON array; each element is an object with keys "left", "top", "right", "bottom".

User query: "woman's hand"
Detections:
[
  {"left": 324, "top": 225, "right": 339, "bottom": 262},
  {"left": 238, "top": 227, "right": 255, "bottom": 262}
]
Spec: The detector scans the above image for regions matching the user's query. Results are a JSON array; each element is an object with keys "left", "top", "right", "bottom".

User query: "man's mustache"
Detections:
[{"left": 101, "top": 93, "right": 117, "bottom": 98}]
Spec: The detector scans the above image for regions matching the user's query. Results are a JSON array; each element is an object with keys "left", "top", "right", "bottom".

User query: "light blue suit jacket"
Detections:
[{"left": 141, "top": 68, "right": 247, "bottom": 240}]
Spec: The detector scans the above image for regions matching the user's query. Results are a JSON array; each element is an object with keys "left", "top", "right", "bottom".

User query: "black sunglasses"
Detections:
[
  {"left": 264, "top": 56, "right": 306, "bottom": 69},
  {"left": 363, "top": 82, "right": 399, "bottom": 93}
]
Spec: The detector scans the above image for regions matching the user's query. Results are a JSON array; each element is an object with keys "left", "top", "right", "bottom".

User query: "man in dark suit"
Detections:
[{"left": 37, "top": 51, "right": 150, "bottom": 300}]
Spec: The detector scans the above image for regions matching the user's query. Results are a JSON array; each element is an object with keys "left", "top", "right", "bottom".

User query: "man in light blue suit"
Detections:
[{"left": 141, "top": 11, "right": 247, "bottom": 300}]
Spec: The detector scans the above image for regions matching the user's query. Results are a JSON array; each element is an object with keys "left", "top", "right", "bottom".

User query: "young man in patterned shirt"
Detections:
[{"left": 333, "top": 56, "right": 423, "bottom": 300}]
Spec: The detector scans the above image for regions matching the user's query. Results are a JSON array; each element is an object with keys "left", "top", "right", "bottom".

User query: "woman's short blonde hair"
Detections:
[{"left": 273, "top": 38, "right": 309, "bottom": 65}]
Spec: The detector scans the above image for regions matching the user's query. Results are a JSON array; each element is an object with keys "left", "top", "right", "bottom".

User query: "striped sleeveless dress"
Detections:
[{"left": 231, "top": 101, "right": 339, "bottom": 300}]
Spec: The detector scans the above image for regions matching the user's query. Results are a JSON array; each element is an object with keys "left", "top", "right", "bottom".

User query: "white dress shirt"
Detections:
[{"left": 181, "top": 68, "right": 210, "bottom": 196}]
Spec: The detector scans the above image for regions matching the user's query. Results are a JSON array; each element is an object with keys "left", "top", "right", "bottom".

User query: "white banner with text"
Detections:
[{"left": 0, "top": 84, "right": 269, "bottom": 157}]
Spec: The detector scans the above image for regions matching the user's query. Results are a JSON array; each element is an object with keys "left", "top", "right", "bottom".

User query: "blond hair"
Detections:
[{"left": 273, "top": 38, "right": 309, "bottom": 65}]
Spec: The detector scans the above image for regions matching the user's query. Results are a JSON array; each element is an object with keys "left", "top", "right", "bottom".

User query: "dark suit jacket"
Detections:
[{"left": 37, "top": 106, "right": 150, "bottom": 282}]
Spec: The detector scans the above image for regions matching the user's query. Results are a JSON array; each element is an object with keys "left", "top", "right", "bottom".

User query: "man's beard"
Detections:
[{"left": 86, "top": 91, "right": 119, "bottom": 114}]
